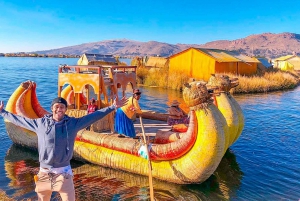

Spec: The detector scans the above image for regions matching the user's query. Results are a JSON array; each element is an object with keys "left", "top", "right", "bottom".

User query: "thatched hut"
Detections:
[
  {"left": 77, "top": 53, "right": 118, "bottom": 65},
  {"left": 273, "top": 54, "right": 300, "bottom": 70},
  {"left": 145, "top": 56, "right": 169, "bottom": 70},
  {"left": 169, "top": 48, "right": 259, "bottom": 81}
]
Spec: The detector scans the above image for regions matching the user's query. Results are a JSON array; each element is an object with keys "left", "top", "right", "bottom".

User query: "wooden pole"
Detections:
[{"left": 139, "top": 116, "right": 155, "bottom": 201}]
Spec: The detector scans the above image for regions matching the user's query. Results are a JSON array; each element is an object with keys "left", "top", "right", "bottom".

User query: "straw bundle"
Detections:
[
  {"left": 207, "top": 74, "right": 239, "bottom": 93},
  {"left": 75, "top": 111, "right": 197, "bottom": 162},
  {"left": 5, "top": 121, "right": 38, "bottom": 149},
  {"left": 206, "top": 74, "right": 244, "bottom": 149},
  {"left": 183, "top": 81, "right": 212, "bottom": 110},
  {"left": 154, "top": 130, "right": 180, "bottom": 144},
  {"left": 92, "top": 113, "right": 113, "bottom": 132}
]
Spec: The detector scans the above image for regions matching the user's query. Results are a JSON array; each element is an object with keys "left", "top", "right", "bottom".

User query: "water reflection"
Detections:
[{"left": 4, "top": 144, "right": 242, "bottom": 200}]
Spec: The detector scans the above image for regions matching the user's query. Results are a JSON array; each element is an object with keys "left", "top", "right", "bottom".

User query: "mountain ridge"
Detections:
[{"left": 35, "top": 32, "right": 300, "bottom": 58}]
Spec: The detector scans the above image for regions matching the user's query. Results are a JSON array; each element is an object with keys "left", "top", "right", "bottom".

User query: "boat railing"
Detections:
[{"left": 59, "top": 65, "right": 137, "bottom": 75}]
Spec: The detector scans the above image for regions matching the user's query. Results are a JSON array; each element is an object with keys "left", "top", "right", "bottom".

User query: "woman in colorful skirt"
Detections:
[{"left": 114, "top": 89, "right": 142, "bottom": 138}]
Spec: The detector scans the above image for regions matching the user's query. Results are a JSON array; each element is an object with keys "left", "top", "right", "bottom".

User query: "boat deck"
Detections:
[{"left": 133, "top": 118, "right": 172, "bottom": 137}]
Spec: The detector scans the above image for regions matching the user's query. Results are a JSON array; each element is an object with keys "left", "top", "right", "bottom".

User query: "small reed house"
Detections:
[
  {"left": 145, "top": 56, "right": 169, "bottom": 71},
  {"left": 77, "top": 53, "right": 118, "bottom": 65},
  {"left": 273, "top": 54, "right": 300, "bottom": 71},
  {"left": 169, "top": 48, "right": 259, "bottom": 81}
]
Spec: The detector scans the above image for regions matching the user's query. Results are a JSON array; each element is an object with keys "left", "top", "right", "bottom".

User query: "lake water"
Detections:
[{"left": 0, "top": 57, "right": 299, "bottom": 200}]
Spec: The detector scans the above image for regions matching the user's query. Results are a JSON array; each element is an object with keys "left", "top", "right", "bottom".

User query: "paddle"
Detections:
[{"left": 139, "top": 116, "right": 155, "bottom": 201}]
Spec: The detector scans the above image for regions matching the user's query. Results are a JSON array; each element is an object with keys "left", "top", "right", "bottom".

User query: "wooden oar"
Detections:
[{"left": 139, "top": 116, "right": 155, "bottom": 201}]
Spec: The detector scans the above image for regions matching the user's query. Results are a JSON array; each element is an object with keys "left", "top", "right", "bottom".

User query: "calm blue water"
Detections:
[{"left": 0, "top": 57, "right": 299, "bottom": 200}]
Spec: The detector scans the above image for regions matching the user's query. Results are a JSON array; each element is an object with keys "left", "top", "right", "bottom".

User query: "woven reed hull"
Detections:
[
  {"left": 215, "top": 93, "right": 239, "bottom": 147},
  {"left": 71, "top": 111, "right": 197, "bottom": 162},
  {"left": 5, "top": 121, "right": 38, "bottom": 149},
  {"left": 228, "top": 94, "right": 245, "bottom": 144},
  {"left": 73, "top": 105, "right": 225, "bottom": 184}
]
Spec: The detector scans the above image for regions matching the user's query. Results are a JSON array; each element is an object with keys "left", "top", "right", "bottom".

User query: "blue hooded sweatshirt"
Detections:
[{"left": 0, "top": 105, "right": 115, "bottom": 169}]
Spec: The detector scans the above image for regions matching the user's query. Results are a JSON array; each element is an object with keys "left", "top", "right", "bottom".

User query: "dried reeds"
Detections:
[
  {"left": 228, "top": 70, "right": 299, "bottom": 94},
  {"left": 136, "top": 63, "right": 300, "bottom": 93}
]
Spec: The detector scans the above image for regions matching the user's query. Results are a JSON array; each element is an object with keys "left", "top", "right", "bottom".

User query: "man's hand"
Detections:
[
  {"left": 0, "top": 101, "right": 4, "bottom": 112},
  {"left": 113, "top": 96, "right": 128, "bottom": 108}
]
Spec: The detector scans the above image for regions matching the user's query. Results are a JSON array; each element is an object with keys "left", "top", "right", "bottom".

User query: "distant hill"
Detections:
[{"left": 35, "top": 32, "right": 300, "bottom": 59}]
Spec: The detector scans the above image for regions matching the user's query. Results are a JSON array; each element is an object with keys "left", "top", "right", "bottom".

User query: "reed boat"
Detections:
[{"left": 3, "top": 65, "right": 244, "bottom": 184}]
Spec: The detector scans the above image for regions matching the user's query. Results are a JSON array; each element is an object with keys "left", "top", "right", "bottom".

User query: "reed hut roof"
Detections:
[
  {"left": 257, "top": 58, "right": 273, "bottom": 68},
  {"left": 84, "top": 53, "right": 117, "bottom": 63},
  {"left": 274, "top": 55, "right": 297, "bottom": 61},
  {"left": 196, "top": 48, "right": 241, "bottom": 62},
  {"left": 77, "top": 53, "right": 118, "bottom": 65},
  {"left": 145, "top": 56, "right": 169, "bottom": 68},
  {"left": 169, "top": 47, "right": 259, "bottom": 63},
  {"left": 227, "top": 52, "right": 260, "bottom": 63},
  {"left": 198, "top": 48, "right": 260, "bottom": 63}
]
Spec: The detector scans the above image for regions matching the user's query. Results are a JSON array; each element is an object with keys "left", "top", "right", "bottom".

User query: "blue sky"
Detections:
[{"left": 1, "top": 0, "right": 300, "bottom": 53}]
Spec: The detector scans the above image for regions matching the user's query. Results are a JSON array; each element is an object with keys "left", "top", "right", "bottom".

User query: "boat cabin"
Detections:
[
  {"left": 58, "top": 64, "right": 137, "bottom": 109},
  {"left": 58, "top": 65, "right": 137, "bottom": 132}
]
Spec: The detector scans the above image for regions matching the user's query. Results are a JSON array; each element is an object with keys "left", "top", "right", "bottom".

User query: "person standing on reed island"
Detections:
[
  {"left": 0, "top": 97, "right": 127, "bottom": 201},
  {"left": 114, "top": 89, "right": 142, "bottom": 138}
]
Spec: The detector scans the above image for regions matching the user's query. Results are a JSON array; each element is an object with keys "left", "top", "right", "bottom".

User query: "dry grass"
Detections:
[
  {"left": 167, "top": 70, "right": 190, "bottom": 90},
  {"left": 136, "top": 66, "right": 149, "bottom": 84},
  {"left": 229, "top": 69, "right": 299, "bottom": 94},
  {"left": 136, "top": 64, "right": 300, "bottom": 93},
  {"left": 138, "top": 67, "right": 189, "bottom": 90},
  {"left": 144, "top": 68, "right": 168, "bottom": 88},
  {"left": 130, "top": 57, "right": 143, "bottom": 67}
]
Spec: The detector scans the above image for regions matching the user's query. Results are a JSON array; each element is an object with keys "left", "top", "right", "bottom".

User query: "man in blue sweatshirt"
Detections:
[{"left": 0, "top": 96, "right": 127, "bottom": 201}]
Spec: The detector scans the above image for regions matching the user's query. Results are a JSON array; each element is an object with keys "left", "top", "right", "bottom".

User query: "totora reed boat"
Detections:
[{"left": 3, "top": 65, "right": 244, "bottom": 184}]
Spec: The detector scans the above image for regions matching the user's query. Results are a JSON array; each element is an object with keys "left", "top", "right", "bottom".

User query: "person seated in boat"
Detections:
[
  {"left": 86, "top": 98, "right": 98, "bottom": 130},
  {"left": 167, "top": 100, "right": 189, "bottom": 126},
  {"left": 61, "top": 65, "right": 70, "bottom": 73},
  {"left": 0, "top": 97, "right": 127, "bottom": 201},
  {"left": 114, "top": 89, "right": 142, "bottom": 138}
]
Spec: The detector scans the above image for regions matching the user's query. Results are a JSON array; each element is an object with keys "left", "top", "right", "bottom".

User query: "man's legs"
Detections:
[
  {"left": 53, "top": 174, "right": 75, "bottom": 201},
  {"left": 35, "top": 172, "right": 53, "bottom": 201},
  {"left": 35, "top": 172, "right": 75, "bottom": 201}
]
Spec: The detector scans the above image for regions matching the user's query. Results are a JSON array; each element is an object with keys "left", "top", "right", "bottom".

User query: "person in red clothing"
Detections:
[
  {"left": 86, "top": 98, "right": 98, "bottom": 130},
  {"left": 87, "top": 98, "right": 98, "bottom": 114}
]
